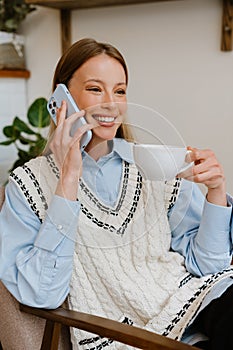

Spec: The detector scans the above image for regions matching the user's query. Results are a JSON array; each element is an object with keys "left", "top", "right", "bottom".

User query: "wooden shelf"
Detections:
[
  {"left": 25, "top": 0, "right": 233, "bottom": 51},
  {"left": 25, "top": 0, "right": 181, "bottom": 10},
  {"left": 0, "top": 70, "right": 30, "bottom": 79},
  {"left": 24, "top": 0, "right": 183, "bottom": 53}
]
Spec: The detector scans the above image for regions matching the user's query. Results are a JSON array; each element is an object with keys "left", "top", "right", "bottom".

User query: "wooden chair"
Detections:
[
  {"left": 20, "top": 303, "right": 199, "bottom": 350},
  {"left": 0, "top": 186, "right": 197, "bottom": 350}
]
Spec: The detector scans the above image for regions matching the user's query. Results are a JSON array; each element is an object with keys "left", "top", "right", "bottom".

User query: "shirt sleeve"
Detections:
[
  {"left": 0, "top": 178, "right": 80, "bottom": 308},
  {"left": 168, "top": 179, "right": 233, "bottom": 277}
]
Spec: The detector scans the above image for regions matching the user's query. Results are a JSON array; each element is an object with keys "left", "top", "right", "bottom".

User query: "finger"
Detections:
[
  {"left": 177, "top": 164, "right": 194, "bottom": 178},
  {"left": 193, "top": 157, "right": 224, "bottom": 182},
  {"left": 61, "top": 110, "right": 86, "bottom": 139},
  {"left": 62, "top": 125, "right": 88, "bottom": 153},
  {"left": 187, "top": 147, "right": 216, "bottom": 166},
  {"left": 65, "top": 109, "right": 86, "bottom": 125},
  {"left": 192, "top": 173, "right": 222, "bottom": 187},
  {"left": 186, "top": 147, "right": 201, "bottom": 166},
  {"left": 71, "top": 123, "right": 94, "bottom": 146},
  {"left": 192, "top": 157, "right": 214, "bottom": 175},
  {"left": 51, "top": 112, "right": 90, "bottom": 155},
  {"left": 184, "top": 166, "right": 222, "bottom": 184},
  {"left": 56, "top": 100, "right": 67, "bottom": 125}
]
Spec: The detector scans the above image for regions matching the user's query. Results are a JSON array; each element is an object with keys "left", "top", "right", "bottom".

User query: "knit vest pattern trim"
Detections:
[{"left": 10, "top": 155, "right": 233, "bottom": 350}]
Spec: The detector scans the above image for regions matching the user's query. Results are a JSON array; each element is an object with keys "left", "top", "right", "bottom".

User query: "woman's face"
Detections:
[{"left": 68, "top": 54, "right": 127, "bottom": 151}]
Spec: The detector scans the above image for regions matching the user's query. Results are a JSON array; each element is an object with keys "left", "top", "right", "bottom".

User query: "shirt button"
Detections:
[{"left": 57, "top": 224, "right": 63, "bottom": 231}]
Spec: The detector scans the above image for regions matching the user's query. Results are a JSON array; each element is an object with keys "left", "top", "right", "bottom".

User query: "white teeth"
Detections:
[{"left": 94, "top": 116, "right": 115, "bottom": 123}]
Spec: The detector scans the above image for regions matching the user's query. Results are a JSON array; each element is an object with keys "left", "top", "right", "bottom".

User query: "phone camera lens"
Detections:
[
  {"left": 53, "top": 101, "right": 56, "bottom": 107},
  {"left": 49, "top": 103, "right": 52, "bottom": 109},
  {"left": 52, "top": 109, "right": 55, "bottom": 115}
]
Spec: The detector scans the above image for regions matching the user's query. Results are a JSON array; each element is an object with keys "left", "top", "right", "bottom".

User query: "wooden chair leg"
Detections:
[{"left": 40, "top": 319, "right": 61, "bottom": 350}]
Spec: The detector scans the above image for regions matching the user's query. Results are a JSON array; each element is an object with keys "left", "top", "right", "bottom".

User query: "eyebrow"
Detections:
[{"left": 84, "top": 79, "right": 126, "bottom": 86}]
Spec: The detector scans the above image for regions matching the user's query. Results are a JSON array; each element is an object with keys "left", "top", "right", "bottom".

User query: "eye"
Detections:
[
  {"left": 115, "top": 89, "right": 126, "bottom": 95},
  {"left": 86, "top": 87, "right": 102, "bottom": 93}
]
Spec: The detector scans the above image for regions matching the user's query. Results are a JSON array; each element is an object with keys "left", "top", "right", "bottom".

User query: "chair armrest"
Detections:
[{"left": 20, "top": 304, "right": 198, "bottom": 350}]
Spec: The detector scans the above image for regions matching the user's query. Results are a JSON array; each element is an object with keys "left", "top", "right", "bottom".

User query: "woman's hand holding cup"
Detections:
[{"left": 178, "top": 146, "right": 227, "bottom": 206}]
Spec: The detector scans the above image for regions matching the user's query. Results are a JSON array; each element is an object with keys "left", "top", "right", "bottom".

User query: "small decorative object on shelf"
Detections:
[
  {"left": 0, "top": 0, "right": 36, "bottom": 69},
  {"left": 0, "top": 31, "right": 26, "bottom": 69}
]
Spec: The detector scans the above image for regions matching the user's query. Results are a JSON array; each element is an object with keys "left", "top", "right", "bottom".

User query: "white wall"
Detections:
[
  {"left": 0, "top": 78, "right": 27, "bottom": 184},
  {"left": 17, "top": 0, "right": 233, "bottom": 192}
]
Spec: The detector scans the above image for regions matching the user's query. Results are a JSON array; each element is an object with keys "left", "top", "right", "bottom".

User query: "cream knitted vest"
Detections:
[{"left": 11, "top": 154, "right": 233, "bottom": 350}]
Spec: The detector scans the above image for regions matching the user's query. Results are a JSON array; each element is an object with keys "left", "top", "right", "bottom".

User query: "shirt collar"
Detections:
[
  {"left": 111, "top": 138, "right": 134, "bottom": 164},
  {"left": 82, "top": 138, "right": 134, "bottom": 164}
]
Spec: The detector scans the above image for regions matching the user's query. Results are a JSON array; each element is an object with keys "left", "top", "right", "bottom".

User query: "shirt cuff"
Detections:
[
  {"left": 196, "top": 198, "right": 232, "bottom": 253},
  {"left": 34, "top": 195, "right": 80, "bottom": 252}
]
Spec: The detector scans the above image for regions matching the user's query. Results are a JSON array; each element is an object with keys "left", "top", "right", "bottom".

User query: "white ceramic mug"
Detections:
[{"left": 133, "top": 144, "right": 192, "bottom": 181}]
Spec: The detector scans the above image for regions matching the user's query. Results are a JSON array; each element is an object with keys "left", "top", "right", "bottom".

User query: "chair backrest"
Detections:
[{"left": 0, "top": 186, "right": 4, "bottom": 211}]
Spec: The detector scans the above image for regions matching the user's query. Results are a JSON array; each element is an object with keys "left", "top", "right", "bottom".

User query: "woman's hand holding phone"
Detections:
[
  {"left": 50, "top": 101, "right": 94, "bottom": 201},
  {"left": 47, "top": 84, "right": 92, "bottom": 149}
]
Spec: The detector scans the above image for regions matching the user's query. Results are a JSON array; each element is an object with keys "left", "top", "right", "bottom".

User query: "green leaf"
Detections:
[
  {"left": 27, "top": 98, "right": 50, "bottom": 128},
  {"left": 29, "top": 138, "right": 46, "bottom": 157},
  {"left": 3, "top": 125, "right": 20, "bottom": 139},
  {"left": 18, "top": 148, "right": 31, "bottom": 161},
  {"left": 0, "top": 139, "right": 14, "bottom": 146},
  {"left": 0, "top": 95, "right": 48, "bottom": 173},
  {"left": 13, "top": 116, "right": 35, "bottom": 134},
  {"left": 18, "top": 135, "right": 33, "bottom": 145},
  {"left": 3, "top": 125, "right": 14, "bottom": 138}
]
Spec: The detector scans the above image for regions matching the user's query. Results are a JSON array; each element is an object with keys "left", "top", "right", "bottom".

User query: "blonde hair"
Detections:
[{"left": 43, "top": 38, "right": 134, "bottom": 154}]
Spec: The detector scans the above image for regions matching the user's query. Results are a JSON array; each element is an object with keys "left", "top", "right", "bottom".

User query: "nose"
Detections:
[{"left": 101, "top": 92, "right": 117, "bottom": 110}]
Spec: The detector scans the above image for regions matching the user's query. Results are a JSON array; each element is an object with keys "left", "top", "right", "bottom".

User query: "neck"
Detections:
[{"left": 86, "top": 140, "right": 111, "bottom": 161}]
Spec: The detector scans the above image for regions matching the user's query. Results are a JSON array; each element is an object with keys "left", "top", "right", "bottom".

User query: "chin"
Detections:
[{"left": 94, "top": 127, "right": 119, "bottom": 141}]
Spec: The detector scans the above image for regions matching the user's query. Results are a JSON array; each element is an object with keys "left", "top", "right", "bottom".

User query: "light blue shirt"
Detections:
[{"left": 0, "top": 138, "right": 232, "bottom": 344}]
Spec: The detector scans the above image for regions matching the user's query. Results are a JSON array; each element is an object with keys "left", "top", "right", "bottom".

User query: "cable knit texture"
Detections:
[{"left": 11, "top": 154, "right": 233, "bottom": 350}]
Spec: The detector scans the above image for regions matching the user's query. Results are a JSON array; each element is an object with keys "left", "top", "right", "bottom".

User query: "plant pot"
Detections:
[{"left": 0, "top": 31, "right": 25, "bottom": 70}]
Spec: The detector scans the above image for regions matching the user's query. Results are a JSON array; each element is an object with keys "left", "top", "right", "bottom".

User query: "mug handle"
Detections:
[{"left": 178, "top": 150, "right": 193, "bottom": 174}]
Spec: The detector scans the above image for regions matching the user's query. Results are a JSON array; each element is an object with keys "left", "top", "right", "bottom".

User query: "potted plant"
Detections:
[
  {"left": 0, "top": 97, "right": 50, "bottom": 172},
  {"left": 0, "top": 0, "right": 36, "bottom": 69}
]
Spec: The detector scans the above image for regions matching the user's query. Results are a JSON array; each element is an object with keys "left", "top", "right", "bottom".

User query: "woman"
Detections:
[{"left": 0, "top": 38, "right": 233, "bottom": 350}]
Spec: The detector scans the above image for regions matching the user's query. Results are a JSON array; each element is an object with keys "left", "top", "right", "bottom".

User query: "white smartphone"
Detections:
[{"left": 47, "top": 83, "right": 92, "bottom": 150}]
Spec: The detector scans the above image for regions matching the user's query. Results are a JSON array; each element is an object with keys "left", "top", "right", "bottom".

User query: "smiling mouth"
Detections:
[{"left": 92, "top": 115, "right": 116, "bottom": 123}]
